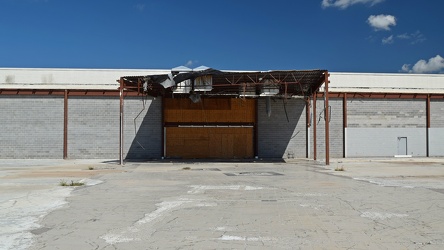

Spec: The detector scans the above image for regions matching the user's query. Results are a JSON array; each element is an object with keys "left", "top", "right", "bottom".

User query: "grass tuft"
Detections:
[
  {"left": 59, "top": 180, "right": 85, "bottom": 186},
  {"left": 334, "top": 166, "right": 345, "bottom": 171},
  {"left": 88, "top": 166, "right": 94, "bottom": 170},
  {"left": 182, "top": 167, "right": 191, "bottom": 170}
]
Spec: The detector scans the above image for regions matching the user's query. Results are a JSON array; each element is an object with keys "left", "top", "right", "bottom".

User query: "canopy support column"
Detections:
[
  {"left": 63, "top": 89, "right": 68, "bottom": 159},
  {"left": 305, "top": 97, "right": 311, "bottom": 158},
  {"left": 426, "top": 94, "right": 430, "bottom": 157},
  {"left": 343, "top": 93, "right": 347, "bottom": 158},
  {"left": 313, "top": 92, "right": 317, "bottom": 161},
  {"left": 324, "top": 72, "right": 330, "bottom": 165}
]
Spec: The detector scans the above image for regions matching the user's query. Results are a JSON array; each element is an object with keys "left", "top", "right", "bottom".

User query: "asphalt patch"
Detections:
[
  {"left": 224, "top": 172, "right": 283, "bottom": 176},
  {"left": 31, "top": 227, "right": 51, "bottom": 235}
]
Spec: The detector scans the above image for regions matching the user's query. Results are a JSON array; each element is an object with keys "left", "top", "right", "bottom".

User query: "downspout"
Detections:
[{"left": 119, "top": 77, "right": 125, "bottom": 166}]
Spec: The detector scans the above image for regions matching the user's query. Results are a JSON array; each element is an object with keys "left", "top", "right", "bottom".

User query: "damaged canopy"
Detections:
[{"left": 121, "top": 67, "right": 328, "bottom": 98}]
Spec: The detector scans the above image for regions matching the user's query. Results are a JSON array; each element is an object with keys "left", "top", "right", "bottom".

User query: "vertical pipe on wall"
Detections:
[
  {"left": 343, "top": 93, "right": 347, "bottom": 158},
  {"left": 305, "top": 97, "right": 310, "bottom": 158},
  {"left": 324, "top": 72, "right": 330, "bottom": 166},
  {"left": 313, "top": 92, "right": 317, "bottom": 161},
  {"left": 426, "top": 94, "right": 431, "bottom": 157},
  {"left": 119, "top": 78, "right": 124, "bottom": 165},
  {"left": 63, "top": 89, "right": 68, "bottom": 159}
]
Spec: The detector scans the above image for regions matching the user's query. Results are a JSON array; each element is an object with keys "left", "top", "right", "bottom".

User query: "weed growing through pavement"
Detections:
[
  {"left": 88, "top": 166, "right": 94, "bottom": 170},
  {"left": 59, "top": 180, "right": 85, "bottom": 186},
  {"left": 335, "top": 166, "right": 345, "bottom": 171},
  {"left": 182, "top": 167, "right": 191, "bottom": 170}
]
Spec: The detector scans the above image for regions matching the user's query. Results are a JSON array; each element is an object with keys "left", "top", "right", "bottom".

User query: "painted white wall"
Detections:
[
  {"left": 346, "top": 128, "right": 427, "bottom": 157},
  {"left": 429, "top": 128, "right": 444, "bottom": 156}
]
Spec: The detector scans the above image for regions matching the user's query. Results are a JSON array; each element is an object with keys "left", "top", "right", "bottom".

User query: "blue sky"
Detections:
[{"left": 1, "top": 0, "right": 443, "bottom": 73}]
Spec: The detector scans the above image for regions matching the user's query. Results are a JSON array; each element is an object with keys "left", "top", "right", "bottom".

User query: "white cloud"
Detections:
[
  {"left": 401, "top": 55, "right": 444, "bottom": 74},
  {"left": 185, "top": 60, "right": 195, "bottom": 67},
  {"left": 397, "top": 33, "right": 410, "bottom": 39},
  {"left": 382, "top": 35, "right": 394, "bottom": 45},
  {"left": 410, "top": 31, "right": 426, "bottom": 44},
  {"left": 322, "top": 0, "right": 385, "bottom": 9},
  {"left": 135, "top": 4, "right": 145, "bottom": 11},
  {"left": 397, "top": 31, "right": 426, "bottom": 44},
  {"left": 367, "top": 14, "right": 396, "bottom": 31},
  {"left": 379, "top": 30, "right": 425, "bottom": 46},
  {"left": 401, "top": 64, "right": 411, "bottom": 72}
]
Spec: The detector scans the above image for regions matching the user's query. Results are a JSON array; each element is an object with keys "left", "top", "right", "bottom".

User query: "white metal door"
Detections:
[{"left": 397, "top": 137, "right": 407, "bottom": 155}]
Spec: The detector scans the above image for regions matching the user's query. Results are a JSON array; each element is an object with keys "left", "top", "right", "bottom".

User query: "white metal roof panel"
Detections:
[
  {"left": 2, "top": 68, "right": 444, "bottom": 94},
  {"left": 322, "top": 72, "right": 444, "bottom": 94},
  {"left": 0, "top": 68, "right": 169, "bottom": 90}
]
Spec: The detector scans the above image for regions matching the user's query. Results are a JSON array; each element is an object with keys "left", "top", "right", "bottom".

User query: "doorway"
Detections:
[{"left": 397, "top": 137, "right": 407, "bottom": 155}]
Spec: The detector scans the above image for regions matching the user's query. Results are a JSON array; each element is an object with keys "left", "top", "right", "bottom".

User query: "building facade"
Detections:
[{"left": 1, "top": 68, "right": 443, "bottom": 160}]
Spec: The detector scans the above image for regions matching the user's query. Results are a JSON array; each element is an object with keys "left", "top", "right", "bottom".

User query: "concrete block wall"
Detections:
[
  {"left": 431, "top": 100, "right": 444, "bottom": 127},
  {"left": 0, "top": 96, "right": 64, "bottom": 158},
  {"left": 345, "top": 99, "right": 426, "bottom": 157},
  {"left": 348, "top": 99, "right": 426, "bottom": 128},
  {"left": 123, "top": 97, "right": 162, "bottom": 159},
  {"left": 311, "top": 98, "right": 343, "bottom": 160},
  {"left": 0, "top": 95, "right": 164, "bottom": 160},
  {"left": 68, "top": 97, "right": 120, "bottom": 159},
  {"left": 430, "top": 100, "right": 444, "bottom": 156},
  {"left": 258, "top": 98, "right": 307, "bottom": 158},
  {"left": 68, "top": 96, "right": 162, "bottom": 159},
  {"left": 1, "top": 95, "right": 441, "bottom": 159}
]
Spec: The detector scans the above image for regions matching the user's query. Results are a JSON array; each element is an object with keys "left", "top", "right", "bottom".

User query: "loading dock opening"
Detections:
[{"left": 119, "top": 68, "right": 330, "bottom": 165}]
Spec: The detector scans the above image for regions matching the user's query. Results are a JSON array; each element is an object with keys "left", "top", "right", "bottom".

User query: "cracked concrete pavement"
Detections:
[{"left": 1, "top": 158, "right": 443, "bottom": 249}]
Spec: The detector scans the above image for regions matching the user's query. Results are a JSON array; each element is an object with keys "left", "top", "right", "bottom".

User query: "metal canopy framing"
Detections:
[
  {"left": 120, "top": 69, "right": 328, "bottom": 98},
  {"left": 118, "top": 68, "right": 330, "bottom": 165}
]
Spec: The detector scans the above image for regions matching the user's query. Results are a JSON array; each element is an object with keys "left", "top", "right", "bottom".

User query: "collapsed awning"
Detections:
[{"left": 120, "top": 67, "right": 328, "bottom": 98}]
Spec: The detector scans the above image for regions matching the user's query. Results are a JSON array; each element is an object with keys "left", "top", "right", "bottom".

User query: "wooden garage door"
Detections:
[
  {"left": 164, "top": 98, "right": 256, "bottom": 159},
  {"left": 166, "top": 127, "right": 253, "bottom": 159}
]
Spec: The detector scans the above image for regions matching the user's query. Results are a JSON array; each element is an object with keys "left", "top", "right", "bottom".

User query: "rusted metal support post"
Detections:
[
  {"left": 324, "top": 72, "right": 330, "bottom": 166},
  {"left": 254, "top": 99, "right": 259, "bottom": 158},
  {"left": 343, "top": 93, "right": 347, "bottom": 158},
  {"left": 63, "top": 89, "right": 68, "bottom": 159},
  {"left": 161, "top": 96, "right": 165, "bottom": 158},
  {"left": 426, "top": 95, "right": 431, "bottom": 157},
  {"left": 119, "top": 78, "right": 124, "bottom": 166},
  {"left": 313, "top": 92, "right": 317, "bottom": 161},
  {"left": 305, "top": 97, "right": 311, "bottom": 158}
]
